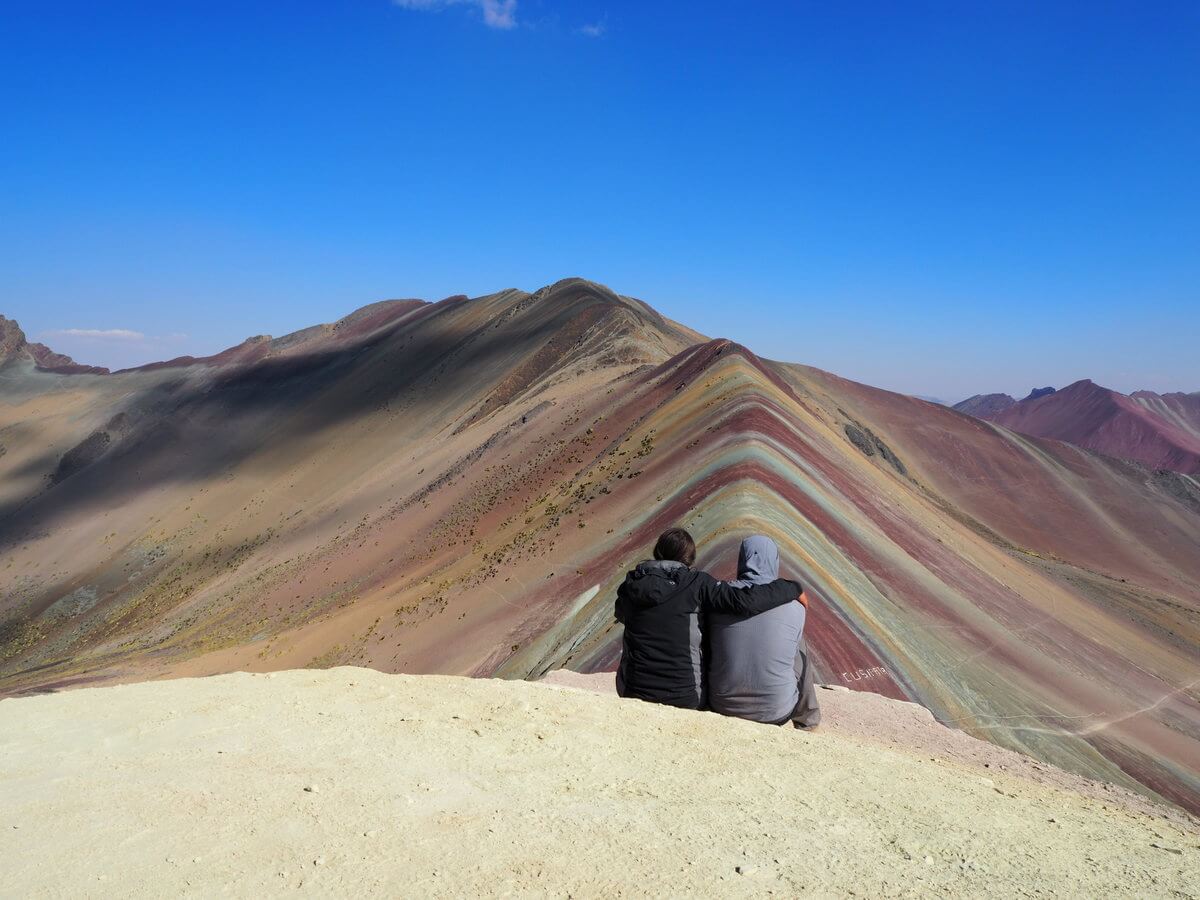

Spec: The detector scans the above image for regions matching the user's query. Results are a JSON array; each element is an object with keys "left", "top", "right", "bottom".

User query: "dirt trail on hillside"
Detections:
[{"left": 2, "top": 668, "right": 1197, "bottom": 897}]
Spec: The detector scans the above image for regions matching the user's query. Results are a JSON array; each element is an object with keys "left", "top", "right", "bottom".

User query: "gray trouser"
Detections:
[{"left": 790, "top": 637, "right": 822, "bottom": 727}]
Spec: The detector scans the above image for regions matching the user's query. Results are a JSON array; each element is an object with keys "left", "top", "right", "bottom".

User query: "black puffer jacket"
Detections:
[{"left": 614, "top": 560, "right": 801, "bottom": 710}]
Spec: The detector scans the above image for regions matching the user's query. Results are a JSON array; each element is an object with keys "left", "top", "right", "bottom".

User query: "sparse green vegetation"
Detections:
[{"left": 0, "top": 616, "right": 43, "bottom": 660}]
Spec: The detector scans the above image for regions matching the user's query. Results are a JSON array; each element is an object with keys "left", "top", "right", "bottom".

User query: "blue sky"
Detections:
[{"left": 2, "top": 1, "right": 1197, "bottom": 398}]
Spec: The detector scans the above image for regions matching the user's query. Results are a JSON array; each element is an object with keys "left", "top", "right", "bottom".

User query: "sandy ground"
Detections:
[
  {"left": 2, "top": 668, "right": 1197, "bottom": 898},
  {"left": 542, "top": 671, "right": 1193, "bottom": 827}
]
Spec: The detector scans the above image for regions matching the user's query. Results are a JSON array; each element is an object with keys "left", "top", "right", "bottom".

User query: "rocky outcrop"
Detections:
[
  {"left": 0, "top": 316, "right": 26, "bottom": 363},
  {"left": 843, "top": 422, "right": 908, "bottom": 476},
  {"left": 0, "top": 315, "right": 108, "bottom": 374}
]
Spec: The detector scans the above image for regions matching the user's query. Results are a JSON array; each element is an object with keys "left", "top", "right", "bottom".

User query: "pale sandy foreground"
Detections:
[{"left": 1, "top": 669, "right": 1197, "bottom": 898}]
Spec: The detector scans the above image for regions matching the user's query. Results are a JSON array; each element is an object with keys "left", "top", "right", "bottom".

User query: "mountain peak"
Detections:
[{"left": 952, "top": 393, "right": 1016, "bottom": 417}]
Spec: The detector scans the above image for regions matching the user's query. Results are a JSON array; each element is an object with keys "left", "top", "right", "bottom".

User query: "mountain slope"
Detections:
[{"left": 1, "top": 279, "right": 1198, "bottom": 815}]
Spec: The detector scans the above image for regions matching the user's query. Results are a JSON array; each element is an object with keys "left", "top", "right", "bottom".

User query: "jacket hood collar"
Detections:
[{"left": 632, "top": 559, "right": 689, "bottom": 579}]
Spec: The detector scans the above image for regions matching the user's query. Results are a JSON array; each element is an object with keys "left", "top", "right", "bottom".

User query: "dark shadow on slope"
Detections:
[{"left": 0, "top": 283, "right": 674, "bottom": 549}]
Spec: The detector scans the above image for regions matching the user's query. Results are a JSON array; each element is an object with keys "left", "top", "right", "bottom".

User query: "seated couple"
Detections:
[{"left": 614, "top": 528, "right": 821, "bottom": 729}]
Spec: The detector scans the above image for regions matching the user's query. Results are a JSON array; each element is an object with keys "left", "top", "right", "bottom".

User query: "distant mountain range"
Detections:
[
  {"left": 954, "top": 381, "right": 1200, "bottom": 475},
  {"left": 2, "top": 279, "right": 1199, "bottom": 814}
]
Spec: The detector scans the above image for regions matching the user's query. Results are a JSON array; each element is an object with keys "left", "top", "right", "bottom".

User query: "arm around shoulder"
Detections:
[{"left": 701, "top": 574, "right": 802, "bottom": 616}]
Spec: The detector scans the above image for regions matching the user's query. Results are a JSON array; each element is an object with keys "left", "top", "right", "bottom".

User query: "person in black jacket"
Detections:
[{"left": 614, "top": 527, "right": 803, "bottom": 710}]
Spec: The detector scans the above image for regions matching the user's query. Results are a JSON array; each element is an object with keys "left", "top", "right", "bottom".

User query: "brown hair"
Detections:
[{"left": 653, "top": 528, "right": 696, "bottom": 567}]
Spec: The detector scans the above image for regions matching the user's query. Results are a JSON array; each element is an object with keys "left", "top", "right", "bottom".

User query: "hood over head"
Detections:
[{"left": 729, "top": 535, "right": 780, "bottom": 587}]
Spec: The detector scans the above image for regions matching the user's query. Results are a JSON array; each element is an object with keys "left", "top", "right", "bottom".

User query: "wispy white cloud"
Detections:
[
  {"left": 39, "top": 328, "right": 192, "bottom": 370},
  {"left": 41, "top": 328, "right": 189, "bottom": 345},
  {"left": 43, "top": 328, "right": 148, "bottom": 341},
  {"left": 481, "top": 0, "right": 516, "bottom": 29},
  {"left": 392, "top": 0, "right": 517, "bottom": 30},
  {"left": 578, "top": 19, "right": 606, "bottom": 38}
]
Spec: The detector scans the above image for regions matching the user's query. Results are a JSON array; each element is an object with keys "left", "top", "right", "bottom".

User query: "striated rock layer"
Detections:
[{"left": 1, "top": 279, "right": 1198, "bottom": 815}]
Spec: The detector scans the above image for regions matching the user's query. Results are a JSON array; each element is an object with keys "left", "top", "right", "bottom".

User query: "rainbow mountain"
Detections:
[{"left": 2, "top": 278, "right": 1198, "bottom": 814}]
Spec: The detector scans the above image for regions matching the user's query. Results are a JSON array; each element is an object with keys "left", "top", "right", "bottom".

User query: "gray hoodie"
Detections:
[{"left": 706, "top": 535, "right": 805, "bottom": 723}]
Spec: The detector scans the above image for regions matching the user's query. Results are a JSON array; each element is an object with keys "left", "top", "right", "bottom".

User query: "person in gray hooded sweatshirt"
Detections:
[{"left": 706, "top": 535, "right": 822, "bottom": 728}]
